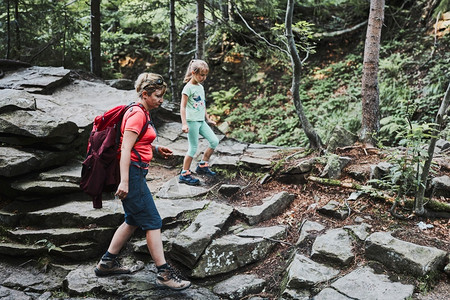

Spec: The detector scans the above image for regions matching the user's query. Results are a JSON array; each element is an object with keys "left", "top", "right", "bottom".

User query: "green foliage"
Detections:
[
  {"left": 35, "top": 239, "right": 62, "bottom": 253},
  {"left": 378, "top": 45, "right": 448, "bottom": 146},
  {"left": 1, "top": 0, "right": 449, "bottom": 153},
  {"left": 52, "top": 290, "right": 71, "bottom": 299},
  {"left": 223, "top": 90, "right": 303, "bottom": 146},
  {"left": 299, "top": 0, "right": 369, "bottom": 32},
  {"left": 416, "top": 272, "right": 441, "bottom": 294},
  {"left": 0, "top": 1, "right": 91, "bottom": 68},
  {"left": 272, "top": 20, "right": 316, "bottom": 54},
  {"left": 374, "top": 122, "right": 436, "bottom": 199},
  {"left": 209, "top": 87, "right": 240, "bottom": 117},
  {"left": 433, "top": 0, "right": 450, "bottom": 18},
  {"left": 379, "top": 53, "right": 413, "bottom": 78},
  {"left": 301, "top": 54, "right": 363, "bottom": 145}
]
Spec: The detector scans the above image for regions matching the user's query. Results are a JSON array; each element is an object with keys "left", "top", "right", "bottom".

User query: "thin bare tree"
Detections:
[
  {"left": 169, "top": 0, "right": 178, "bottom": 103},
  {"left": 196, "top": 0, "right": 205, "bottom": 59},
  {"left": 285, "top": 0, "right": 323, "bottom": 150},
  {"left": 415, "top": 82, "right": 450, "bottom": 215},
  {"left": 360, "top": 0, "right": 385, "bottom": 146},
  {"left": 90, "top": 0, "right": 102, "bottom": 77},
  {"left": 14, "top": 0, "right": 20, "bottom": 57},
  {"left": 6, "top": 0, "right": 11, "bottom": 59}
]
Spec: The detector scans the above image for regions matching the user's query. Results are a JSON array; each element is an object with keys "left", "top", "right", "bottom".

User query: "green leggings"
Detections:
[{"left": 187, "top": 121, "right": 219, "bottom": 157}]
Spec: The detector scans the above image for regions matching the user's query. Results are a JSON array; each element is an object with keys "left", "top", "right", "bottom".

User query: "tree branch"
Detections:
[
  {"left": 306, "top": 175, "right": 450, "bottom": 214},
  {"left": 313, "top": 20, "right": 368, "bottom": 39},
  {"left": 234, "top": 5, "right": 290, "bottom": 56}
]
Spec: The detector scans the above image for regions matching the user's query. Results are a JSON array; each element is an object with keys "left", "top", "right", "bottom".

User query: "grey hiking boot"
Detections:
[
  {"left": 94, "top": 258, "right": 130, "bottom": 276},
  {"left": 156, "top": 265, "right": 191, "bottom": 291}
]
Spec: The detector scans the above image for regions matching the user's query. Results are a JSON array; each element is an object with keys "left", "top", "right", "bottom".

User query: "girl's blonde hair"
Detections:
[
  {"left": 183, "top": 59, "right": 209, "bottom": 83},
  {"left": 135, "top": 73, "right": 167, "bottom": 97}
]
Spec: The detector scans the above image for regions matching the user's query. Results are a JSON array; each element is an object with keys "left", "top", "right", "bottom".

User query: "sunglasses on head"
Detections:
[{"left": 146, "top": 78, "right": 164, "bottom": 85}]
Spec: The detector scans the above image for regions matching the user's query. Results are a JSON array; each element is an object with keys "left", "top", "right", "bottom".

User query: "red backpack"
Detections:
[{"left": 80, "top": 103, "right": 148, "bottom": 209}]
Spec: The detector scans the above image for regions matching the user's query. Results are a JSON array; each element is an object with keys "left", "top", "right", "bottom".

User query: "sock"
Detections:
[
  {"left": 199, "top": 161, "right": 207, "bottom": 166},
  {"left": 102, "top": 251, "right": 117, "bottom": 260},
  {"left": 157, "top": 263, "right": 169, "bottom": 271}
]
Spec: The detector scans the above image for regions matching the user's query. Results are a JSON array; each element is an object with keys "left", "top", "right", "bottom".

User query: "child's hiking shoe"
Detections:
[
  {"left": 179, "top": 170, "right": 200, "bottom": 186},
  {"left": 156, "top": 264, "right": 191, "bottom": 291},
  {"left": 94, "top": 258, "right": 130, "bottom": 276},
  {"left": 195, "top": 162, "right": 216, "bottom": 176}
]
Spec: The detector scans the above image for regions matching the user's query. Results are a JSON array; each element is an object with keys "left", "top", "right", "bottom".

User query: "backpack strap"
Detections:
[
  {"left": 131, "top": 103, "right": 150, "bottom": 163},
  {"left": 135, "top": 103, "right": 150, "bottom": 142}
]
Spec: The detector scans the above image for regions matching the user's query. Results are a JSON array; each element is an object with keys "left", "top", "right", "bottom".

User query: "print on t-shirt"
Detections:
[{"left": 193, "top": 94, "right": 205, "bottom": 110}]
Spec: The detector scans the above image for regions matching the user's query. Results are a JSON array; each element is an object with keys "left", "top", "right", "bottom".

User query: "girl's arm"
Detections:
[
  {"left": 180, "top": 94, "right": 189, "bottom": 133},
  {"left": 115, "top": 130, "right": 138, "bottom": 199}
]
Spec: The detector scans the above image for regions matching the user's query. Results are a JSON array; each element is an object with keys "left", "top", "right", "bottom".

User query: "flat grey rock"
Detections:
[
  {"left": 331, "top": 267, "right": 414, "bottom": 300},
  {"left": 237, "top": 191, "right": 295, "bottom": 225},
  {"left": 0, "top": 66, "right": 70, "bottom": 94},
  {"left": 314, "top": 287, "right": 352, "bottom": 300},
  {"left": 213, "top": 274, "right": 265, "bottom": 300},
  {"left": 156, "top": 176, "right": 210, "bottom": 199},
  {"left": 311, "top": 228, "right": 354, "bottom": 267},
  {"left": 296, "top": 220, "right": 325, "bottom": 245},
  {"left": 0, "top": 89, "right": 36, "bottom": 112},
  {"left": 343, "top": 223, "right": 372, "bottom": 241},
  {"left": 365, "top": 232, "right": 447, "bottom": 277},
  {"left": 285, "top": 253, "right": 340, "bottom": 289}
]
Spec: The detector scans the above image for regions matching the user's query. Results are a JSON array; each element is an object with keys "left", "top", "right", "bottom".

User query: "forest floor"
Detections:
[{"left": 148, "top": 144, "right": 449, "bottom": 299}]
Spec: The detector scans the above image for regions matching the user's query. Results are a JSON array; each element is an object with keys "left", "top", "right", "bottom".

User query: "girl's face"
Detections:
[
  {"left": 143, "top": 88, "right": 165, "bottom": 110},
  {"left": 192, "top": 69, "right": 208, "bottom": 84}
]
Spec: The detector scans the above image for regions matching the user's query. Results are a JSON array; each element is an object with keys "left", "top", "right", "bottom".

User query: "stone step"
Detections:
[
  {"left": 1, "top": 196, "right": 210, "bottom": 237},
  {"left": 0, "top": 199, "right": 123, "bottom": 228},
  {"left": 0, "top": 241, "right": 46, "bottom": 257},
  {"left": 7, "top": 226, "right": 115, "bottom": 247},
  {"left": 51, "top": 242, "right": 100, "bottom": 261}
]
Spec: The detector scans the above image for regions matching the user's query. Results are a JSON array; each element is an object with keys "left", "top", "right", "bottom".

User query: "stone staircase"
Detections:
[
  {"left": 1, "top": 146, "right": 448, "bottom": 299},
  {"left": 0, "top": 68, "right": 449, "bottom": 299}
]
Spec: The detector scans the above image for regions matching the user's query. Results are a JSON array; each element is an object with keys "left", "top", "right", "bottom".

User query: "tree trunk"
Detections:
[
  {"left": 6, "top": 0, "right": 11, "bottom": 59},
  {"left": 361, "top": 0, "right": 384, "bottom": 146},
  {"left": 90, "top": 0, "right": 102, "bottom": 77},
  {"left": 415, "top": 82, "right": 450, "bottom": 215},
  {"left": 196, "top": 0, "right": 205, "bottom": 59},
  {"left": 62, "top": 10, "right": 67, "bottom": 67},
  {"left": 169, "top": 0, "right": 178, "bottom": 104},
  {"left": 220, "top": 0, "right": 229, "bottom": 21},
  {"left": 14, "top": 0, "right": 20, "bottom": 58},
  {"left": 285, "top": 0, "right": 323, "bottom": 150}
]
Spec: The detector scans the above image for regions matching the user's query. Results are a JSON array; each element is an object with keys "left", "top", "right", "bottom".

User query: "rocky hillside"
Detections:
[{"left": 0, "top": 66, "right": 449, "bottom": 299}]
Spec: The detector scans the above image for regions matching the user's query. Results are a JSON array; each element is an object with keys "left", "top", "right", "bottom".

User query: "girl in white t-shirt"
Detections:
[{"left": 179, "top": 59, "right": 219, "bottom": 185}]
